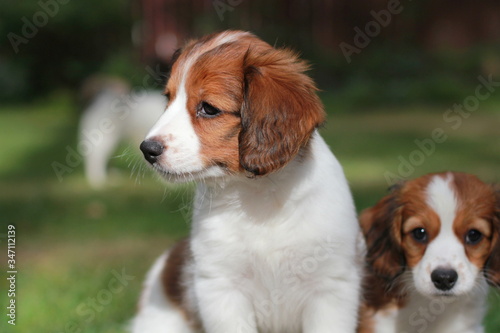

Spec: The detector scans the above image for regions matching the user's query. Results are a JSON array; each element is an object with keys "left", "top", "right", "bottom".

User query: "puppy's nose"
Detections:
[
  {"left": 431, "top": 268, "right": 458, "bottom": 291},
  {"left": 140, "top": 140, "right": 164, "bottom": 164}
]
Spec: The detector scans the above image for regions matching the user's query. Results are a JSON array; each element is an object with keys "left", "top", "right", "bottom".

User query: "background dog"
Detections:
[{"left": 79, "top": 76, "right": 165, "bottom": 188}]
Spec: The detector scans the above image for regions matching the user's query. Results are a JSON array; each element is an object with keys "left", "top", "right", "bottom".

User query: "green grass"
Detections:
[{"left": 0, "top": 97, "right": 499, "bottom": 332}]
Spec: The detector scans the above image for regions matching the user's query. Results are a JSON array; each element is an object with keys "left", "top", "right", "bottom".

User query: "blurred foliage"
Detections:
[
  {"left": 0, "top": 0, "right": 134, "bottom": 102},
  {"left": 1, "top": 0, "right": 499, "bottom": 108},
  {"left": 313, "top": 45, "right": 500, "bottom": 110}
]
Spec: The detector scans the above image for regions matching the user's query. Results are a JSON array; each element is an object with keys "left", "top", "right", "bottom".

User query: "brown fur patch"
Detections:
[
  {"left": 238, "top": 46, "right": 325, "bottom": 176},
  {"left": 485, "top": 188, "right": 500, "bottom": 286},
  {"left": 357, "top": 304, "right": 376, "bottom": 333},
  {"left": 359, "top": 184, "right": 405, "bottom": 282},
  {"left": 169, "top": 31, "right": 325, "bottom": 176},
  {"left": 184, "top": 41, "right": 251, "bottom": 173},
  {"left": 451, "top": 173, "right": 499, "bottom": 284},
  {"left": 161, "top": 239, "right": 191, "bottom": 318},
  {"left": 400, "top": 214, "right": 437, "bottom": 268}
]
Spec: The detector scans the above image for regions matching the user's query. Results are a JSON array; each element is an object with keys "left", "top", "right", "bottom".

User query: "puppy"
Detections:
[
  {"left": 131, "top": 30, "right": 362, "bottom": 333},
  {"left": 359, "top": 172, "right": 500, "bottom": 333}
]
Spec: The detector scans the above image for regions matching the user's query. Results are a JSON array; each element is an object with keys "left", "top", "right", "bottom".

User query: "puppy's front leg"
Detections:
[{"left": 195, "top": 277, "right": 257, "bottom": 333}]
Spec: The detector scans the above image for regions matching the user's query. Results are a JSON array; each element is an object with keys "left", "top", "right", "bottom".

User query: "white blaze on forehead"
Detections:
[
  {"left": 213, "top": 30, "right": 250, "bottom": 45},
  {"left": 146, "top": 84, "right": 194, "bottom": 139},
  {"left": 147, "top": 30, "right": 251, "bottom": 140},
  {"left": 426, "top": 174, "right": 458, "bottom": 231},
  {"left": 144, "top": 83, "right": 204, "bottom": 172},
  {"left": 179, "top": 30, "right": 252, "bottom": 86},
  {"left": 143, "top": 30, "right": 253, "bottom": 175},
  {"left": 422, "top": 173, "right": 462, "bottom": 268}
]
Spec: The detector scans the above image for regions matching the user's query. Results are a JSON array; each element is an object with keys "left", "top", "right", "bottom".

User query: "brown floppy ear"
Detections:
[
  {"left": 238, "top": 47, "right": 325, "bottom": 176},
  {"left": 360, "top": 184, "right": 406, "bottom": 281},
  {"left": 485, "top": 189, "right": 500, "bottom": 287}
]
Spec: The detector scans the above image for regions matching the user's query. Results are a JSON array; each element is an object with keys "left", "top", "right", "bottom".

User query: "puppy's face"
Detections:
[
  {"left": 361, "top": 172, "right": 500, "bottom": 298},
  {"left": 140, "top": 30, "right": 324, "bottom": 182}
]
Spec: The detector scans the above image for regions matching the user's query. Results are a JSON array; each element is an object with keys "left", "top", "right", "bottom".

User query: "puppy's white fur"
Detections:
[
  {"left": 132, "top": 30, "right": 362, "bottom": 333},
  {"left": 133, "top": 133, "right": 362, "bottom": 333}
]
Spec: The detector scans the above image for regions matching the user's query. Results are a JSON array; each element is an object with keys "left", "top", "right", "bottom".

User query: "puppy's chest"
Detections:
[
  {"left": 210, "top": 227, "right": 325, "bottom": 285},
  {"left": 195, "top": 218, "right": 329, "bottom": 331},
  {"left": 231, "top": 241, "right": 318, "bottom": 332},
  {"left": 198, "top": 214, "right": 326, "bottom": 281}
]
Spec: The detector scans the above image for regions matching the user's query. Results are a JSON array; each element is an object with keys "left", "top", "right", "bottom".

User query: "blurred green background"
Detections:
[{"left": 0, "top": 0, "right": 499, "bottom": 332}]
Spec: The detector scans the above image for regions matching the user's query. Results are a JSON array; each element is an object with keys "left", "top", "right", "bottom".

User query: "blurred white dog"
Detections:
[{"left": 78, "top": 77, "right": 165, "bottom": 188}]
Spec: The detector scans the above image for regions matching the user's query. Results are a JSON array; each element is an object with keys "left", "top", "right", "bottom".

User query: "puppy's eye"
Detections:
[
  {"left": 198, "top": 102, "right": 222, "bottom": 118},
  {"left": 163, "top": 91, "right": 171, "bottom": 100},
  {"left": 411, "top": 228, "right": 428, "bottom": 243},
  {"left": 465, "top": 229, "right": 483, "bottom": 245}
]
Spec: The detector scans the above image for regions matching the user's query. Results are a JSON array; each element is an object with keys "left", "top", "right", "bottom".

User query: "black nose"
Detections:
[
  {"left": 140, "top": 140, "right": 164, "bottom": 164},
  {"left": 431, "top": 268, "right": 458, "bottom": 291}
]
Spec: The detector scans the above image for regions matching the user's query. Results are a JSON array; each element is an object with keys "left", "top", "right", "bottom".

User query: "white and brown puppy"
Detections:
[
  {"left": 131, "top": 30, "right": 362, "bottom": 333},
  {"left": 78, "top": 76, "right": 165, "bottom": 188},
  {"left": 359, "top": 172, "right": 500, "bottom": 333}
]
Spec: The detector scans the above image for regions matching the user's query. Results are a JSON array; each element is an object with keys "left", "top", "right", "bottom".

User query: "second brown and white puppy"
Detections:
[{"left": 359, "top": 172, "right": 500, "bottom": 333}]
